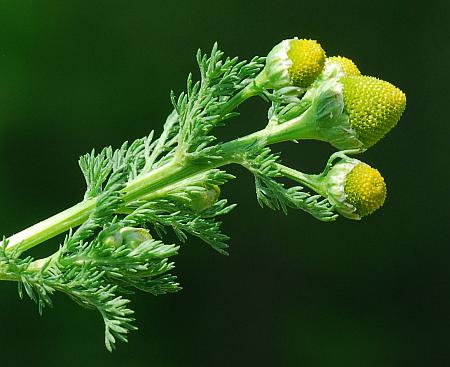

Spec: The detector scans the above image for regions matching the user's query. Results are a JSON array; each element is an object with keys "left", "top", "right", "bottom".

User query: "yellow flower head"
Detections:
[
  {"left": 341, "top": 75, "right": 406, "bottom": 148},
  {"left": 344, "top": 163, "right": 386, "bottom": 217},
  {"left": 260, "top": 38, "right": 326, "bottom": 90},
  {"left": 323, "top": 158, "right": 387, "bottom": 219}
]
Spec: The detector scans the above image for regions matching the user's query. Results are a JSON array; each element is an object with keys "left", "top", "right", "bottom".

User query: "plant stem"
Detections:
[
  {"left": 218, "top": 82, "right": 262, "bottom": 115},
  {"left": 4, "top": 105, "right": 328, "bottom": 255},
  {"left": 5, "top": 199, "right": 96, "bottom": 253},
  {"left": 3, "top": 128, "right": 269, "bottom": 254},
  {"left": 276, "top": 164, "right": 326, "bottom": 195},
  {"left": 264, "top": 106, "right": 323, "bottom": 145},
  {"left": 4, "top": 106, "right": 330, "bottom": 255}
]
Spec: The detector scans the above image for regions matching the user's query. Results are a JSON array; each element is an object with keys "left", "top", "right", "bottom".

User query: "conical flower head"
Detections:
[
  {"left": 324, "top": 158, "right": 387, "bottom": 219},
  {"left": 326, "top": 56, "right": 361, "bottom": 76},
  {"left": 341, "top": 75, "right": 406, "bottom": 148},
  {"left": 261, "top": 38, "right": 326, "bottom": 90}
]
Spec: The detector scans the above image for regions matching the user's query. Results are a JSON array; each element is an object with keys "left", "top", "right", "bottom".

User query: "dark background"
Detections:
[{"left": 0, "top": 1, "right": 449, "bottom": 366}]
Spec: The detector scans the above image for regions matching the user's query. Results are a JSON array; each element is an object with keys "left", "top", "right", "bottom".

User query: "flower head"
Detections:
[
  {"left": 341, "top": 75, "right": 406, "bottom": 148},
  {"left": 259, "top": 38, "right": 326, "bottom": 90},
  {"left": 323, "top": 157, "right": 387, "bottom": 219},
  {"left": 272, "top": 63, "right": 407, "bottom": 150}
]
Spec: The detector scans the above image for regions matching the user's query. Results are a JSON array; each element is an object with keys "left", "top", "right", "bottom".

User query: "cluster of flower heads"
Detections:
[{"left": 257, "top": 38, "right": 406, "bottom": 218}]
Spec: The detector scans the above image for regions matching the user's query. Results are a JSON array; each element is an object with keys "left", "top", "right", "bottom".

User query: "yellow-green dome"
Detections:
[
  {"left": 341, "top": 75, "right": 406, "bottom": 148},
  {"left": 327, "top": 56, "right": 361, "bottom": 76},
  {"left": 287, "top": 39, "right": 326, "bottom": 88},
  {"left": 344, "top": 163, "right": 387, "bottom": 217}
]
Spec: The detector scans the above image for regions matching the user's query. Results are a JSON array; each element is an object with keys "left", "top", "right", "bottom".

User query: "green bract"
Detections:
[{"left": 0, "top": 39, "right": 406, "bottom": 351}]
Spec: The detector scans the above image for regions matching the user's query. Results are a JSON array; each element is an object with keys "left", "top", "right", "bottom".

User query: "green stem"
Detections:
[
  {"left": 276, "top": 164, "right": 326, "bottom": 196},
  {"left": 121, "top": 127, "right": 269, "bottom": 204},
  {"left": 4, "top": 162, "right": 198, "bottom": 254},
  {"left": 265, "top": 105, "right": 324, "bottom": 145},
  {"left": 4, "top": 98, "right": 323, "bottom": 255},
  {"left": 5, "top": 199, "right": 96, "bottom": 253},
  {"left": 4, "top": 128, "right": 268, "bottom": 254},
  {"left": 139, "top": 81, "right": 262, "bottom": 178},
  {"left": 0, "top": 274, "right": 18, "bottom": 281},
  {"left": 218, "top": 81, "right": 262, "bottom": 115}
]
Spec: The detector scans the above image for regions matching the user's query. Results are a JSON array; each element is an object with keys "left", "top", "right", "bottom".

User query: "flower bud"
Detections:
[
  {"left": 99, "top": 226, "right": 152, "bottom": 249},
  {"left": 119, "top": 227, "right": 153, "bottom": 249},
  {"left": 189, "top": 185, "right": 221, "bottom": 213},
  {"left": 341, "top": 75, "right": 406, "bottom": 148},
  {"left": 258, "top": 38, "right": 326, "bottom": 90},
  {"left": 99, "top": 228, "right": 123, "bottom": 248},
  {"left": 324, "top": 158, "right": 387, "bottom": 219}
]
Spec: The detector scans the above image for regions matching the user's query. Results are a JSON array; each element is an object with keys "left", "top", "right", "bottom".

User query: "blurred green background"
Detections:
[{"left": 0, "top": 0, "right": 449, "bottom": 366}]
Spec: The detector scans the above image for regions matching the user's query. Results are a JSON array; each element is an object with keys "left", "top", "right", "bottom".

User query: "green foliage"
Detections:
[
  {"left": 123, "top": 199, "right": 234, "bottom": 255},
  {"left": 1, "top": 42, "right": 353, "bottom": 351},
  {"left": 173, "top": 43, "right": 265, "bottom": 160},
  {"left": 242, "top": 146, "right": 337, "bottom": 221}
]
